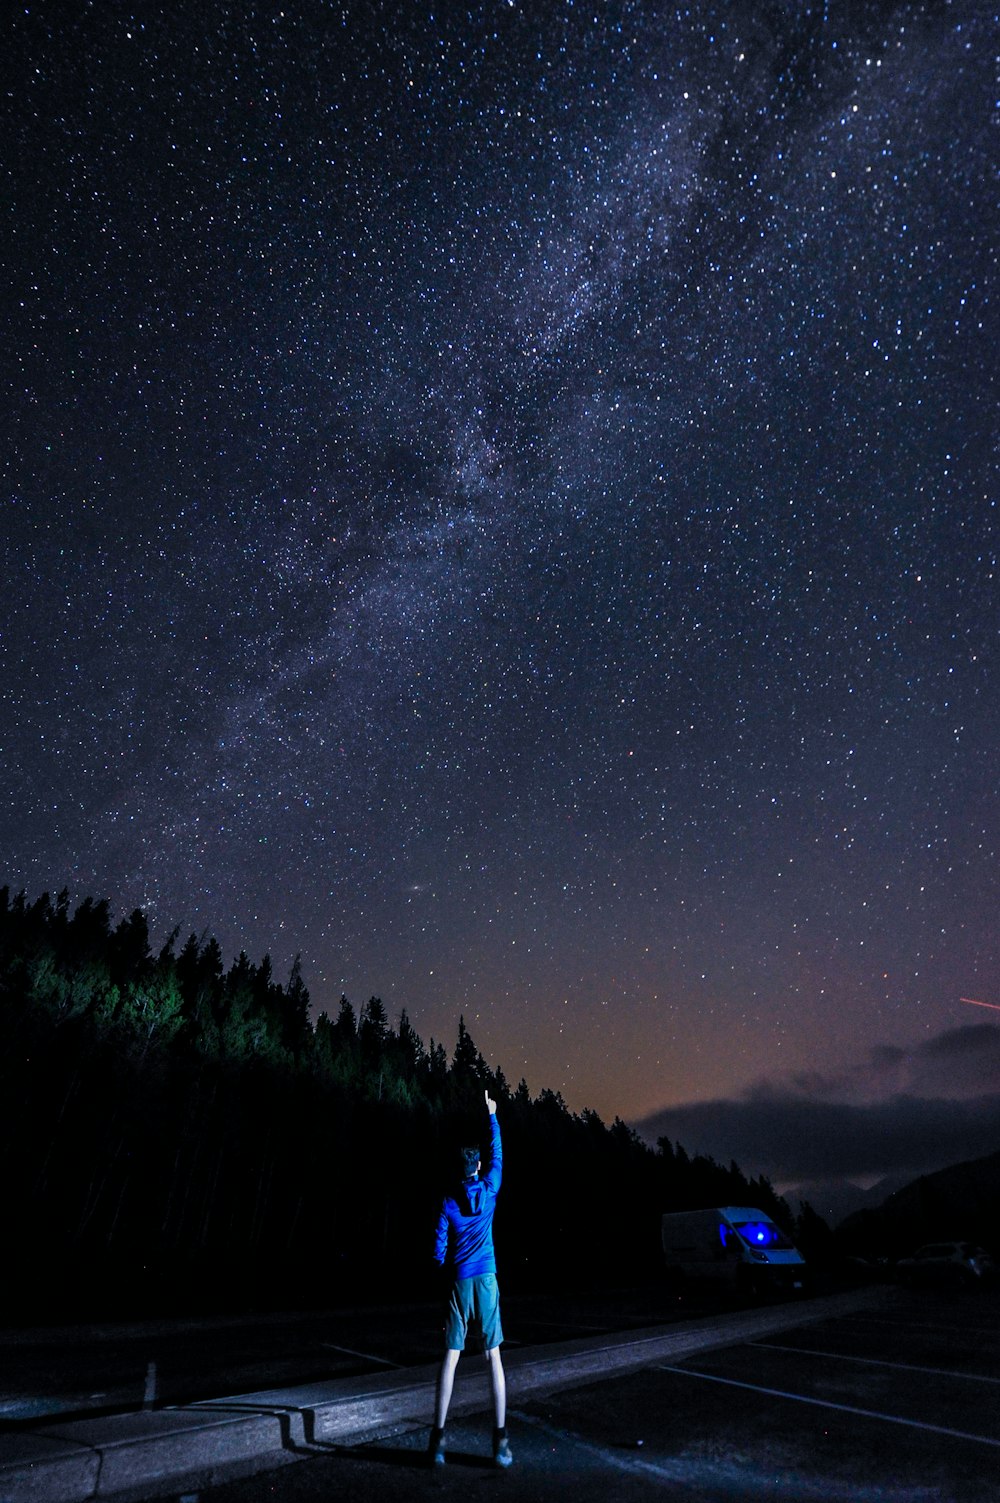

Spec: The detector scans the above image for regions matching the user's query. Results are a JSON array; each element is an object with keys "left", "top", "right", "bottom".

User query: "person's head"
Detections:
[{"left": 460, "top": 1145, "right": 481, "bottom": 1180}]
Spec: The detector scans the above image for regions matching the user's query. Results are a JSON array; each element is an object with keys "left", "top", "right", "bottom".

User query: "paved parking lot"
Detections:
[{"left": 196, "top": 1285, "right": 1000, "bottom": 1503}]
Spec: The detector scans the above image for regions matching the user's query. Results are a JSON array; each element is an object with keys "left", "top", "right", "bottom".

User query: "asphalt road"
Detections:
[{"left": 188, "top": 1284, "right": 1000, "bottom": 1503}]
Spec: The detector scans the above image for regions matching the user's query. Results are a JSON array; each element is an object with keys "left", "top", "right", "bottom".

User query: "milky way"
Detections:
[{"left": 3, "top": 0, "right": 997, "bottom": 1130}]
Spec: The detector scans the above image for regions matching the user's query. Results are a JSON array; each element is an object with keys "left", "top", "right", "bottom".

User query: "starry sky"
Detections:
[{"left": 3, "top": 0, "right": 997, "bottom": 1191}]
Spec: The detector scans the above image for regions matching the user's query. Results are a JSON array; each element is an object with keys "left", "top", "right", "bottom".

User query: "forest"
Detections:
[{"left": 0, "top": 886, "right": 818, "bottom": 1323}]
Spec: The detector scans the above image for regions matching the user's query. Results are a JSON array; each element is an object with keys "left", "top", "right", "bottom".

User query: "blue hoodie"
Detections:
[{"left": 433, "top": 1114, "right": 502, "bottom": 1278}]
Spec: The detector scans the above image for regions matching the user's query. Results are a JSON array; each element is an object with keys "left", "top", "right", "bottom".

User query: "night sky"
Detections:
[{"left": 4, "top": 0, "right": 997, "bottom": 1193}]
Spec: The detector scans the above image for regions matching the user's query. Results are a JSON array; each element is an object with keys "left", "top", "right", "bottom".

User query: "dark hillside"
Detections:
[{"left": 837, "top": 1149, "right": 1000, "bottom": 1258}]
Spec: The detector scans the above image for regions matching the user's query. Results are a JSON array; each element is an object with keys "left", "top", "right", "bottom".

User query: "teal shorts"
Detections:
[{"left": 444, "top": 1272, "right": 504, "bottom": 1352}]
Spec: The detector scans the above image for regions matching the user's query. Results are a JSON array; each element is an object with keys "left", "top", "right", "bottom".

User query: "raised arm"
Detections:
[{"left": 483, "top": 1089, "right": 502, "bottom": 1189}]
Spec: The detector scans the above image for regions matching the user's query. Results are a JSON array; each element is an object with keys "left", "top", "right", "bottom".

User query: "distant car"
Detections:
[
  {"left": 897, "top": 1241, "right": 997, "bottom": 1287},
  {"left": 842, "top": 1254, "right": 891, "bottom": 1283}
]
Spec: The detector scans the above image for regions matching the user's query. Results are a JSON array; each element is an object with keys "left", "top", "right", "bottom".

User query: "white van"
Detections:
[{"left": 661, "top": 1205, "right": 806, "bottom": 1293}]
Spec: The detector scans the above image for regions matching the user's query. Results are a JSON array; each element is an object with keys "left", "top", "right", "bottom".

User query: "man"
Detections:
[{"left": 429, "top": 1088, "right": 512, "bottom": 1468}]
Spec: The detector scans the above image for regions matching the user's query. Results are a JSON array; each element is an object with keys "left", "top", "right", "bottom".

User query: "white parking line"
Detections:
[
  {"left": 519, "top": 1319, "right": 610, "bottom": 1332},
  {"left": 318, "top": 1343, "right": 401, "bottom": 1368},
  {"left": 846, "top": 1310, "right": 1000, "bottom": 1338},
  {"left": 655, "top": 1365, "right": 1000, "bottom": 1448},
  {"left": 749, "top": 1340, "right": 1000, "bottom": 1386},
  {"left": 509, "top": 1408, "right": 688, "bottom": 1482}
]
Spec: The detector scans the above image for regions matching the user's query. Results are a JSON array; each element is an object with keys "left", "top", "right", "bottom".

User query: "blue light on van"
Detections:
[
  {"left": 720, "top": 1217, "right": 795, "bottom": 1252},
  {"left": 730, "top": 1214, "right": 793, "bottom": 1250},
  {"left": 735, "top": 1221, "right": 781, "bottom": 1247}
]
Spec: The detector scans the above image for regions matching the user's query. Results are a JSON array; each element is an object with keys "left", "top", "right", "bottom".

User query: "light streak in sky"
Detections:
[{"left": 960, "top": 997, "right": 1000, "bottom": 1012}]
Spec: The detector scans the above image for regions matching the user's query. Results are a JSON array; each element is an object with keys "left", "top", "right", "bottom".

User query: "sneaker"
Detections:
[
  {"left": 494, "top": 1436, "right": 513, "bottom": 1469},
  {"left": 428, "top": 1428, "right": 446, "bottom": 1467}
]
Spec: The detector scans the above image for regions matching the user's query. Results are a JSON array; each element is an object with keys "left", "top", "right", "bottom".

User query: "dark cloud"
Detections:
[
  {"left": 638, "top": 1092, "right": 1000, "bottom": 1183},
  {"left": 869, "top": 1024, "right": 1000, "bottom": 1100},
  {"left": 918, "top": 1021, "right": 1000, "bottom": 1064},
  {"left": 636, "top": 1024, "right": 1000, "bottom": 1183}
]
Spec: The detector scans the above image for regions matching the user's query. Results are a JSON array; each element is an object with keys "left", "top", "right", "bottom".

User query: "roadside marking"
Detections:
[
  {"left": 509, "top": 1408, "right": 910, "bottom": 1501},
  {"left": 518, "top": 1319, "right": 610, "bottom": 1332},
  {"left": 318, "top": 1343, "right": 401, "bottom": 1368},
  {"left": 509, "top": 1408, "right": 686, "bottom": 1481},
  {"left": 654, "top": 1365, "right": 1000, "bottom": 1448},
  {"left": 845, "top": 1311, "right": 1000, "bottom": 1338},
  {"left": 749, "top": 1340, "right": 1000, "bottom": 1386}
]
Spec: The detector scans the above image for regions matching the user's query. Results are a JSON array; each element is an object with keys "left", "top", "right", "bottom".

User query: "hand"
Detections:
[{"left": 485, "top": 1089, "right": 497, "bottom": 1116}]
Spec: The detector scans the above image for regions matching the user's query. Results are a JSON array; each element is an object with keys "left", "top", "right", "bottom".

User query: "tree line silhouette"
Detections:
[{"left": 1, "top": 886, "right": 804, "bottom": 1322}]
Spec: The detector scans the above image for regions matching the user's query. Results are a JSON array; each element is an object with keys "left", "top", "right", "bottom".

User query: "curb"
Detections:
[{"left": 0, "top": 1288, "right": 887, "bottom": 1502}]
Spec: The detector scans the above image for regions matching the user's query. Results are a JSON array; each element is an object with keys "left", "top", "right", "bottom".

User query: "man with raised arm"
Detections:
[{"left": 429, "top": 1088, "right": 512, "bottom": 1469}]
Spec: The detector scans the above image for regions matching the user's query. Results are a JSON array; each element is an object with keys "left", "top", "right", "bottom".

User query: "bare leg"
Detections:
[
  {"left": 434, "top": 1349, "right": 461, "bottom": 1429},
  {"left": 486, "top": 1346, "right": 506, "bottom": 1429}
]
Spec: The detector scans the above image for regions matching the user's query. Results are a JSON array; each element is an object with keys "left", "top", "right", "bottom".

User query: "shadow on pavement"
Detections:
[
  {"left": 335, "top": 1443, "right": 421, "bottom": 1468},
  {"left": 335, "top": 1442, "right": 498, "bottom": 1471}
]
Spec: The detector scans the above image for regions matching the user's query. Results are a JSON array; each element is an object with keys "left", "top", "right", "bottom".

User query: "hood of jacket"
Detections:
[{"left": 460, "top": 1175, "right": 487, "bottom": 1215}]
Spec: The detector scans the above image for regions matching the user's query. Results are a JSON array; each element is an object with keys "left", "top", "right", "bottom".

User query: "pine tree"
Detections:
[
  {"left": 283, "top": 955, "right": 311, "bottom": 1058},
  {"left": 331, "top": 995, "right": 358, "bottom": 1046},
  {"left": 452, "top": 1015, "right": 483, "bottom": 1080},
  {"left": 396, "top": 1008, "right": 424, "bottom": 1078},
  {"left": 359, "top": 997, "right": 389, "bottom": 1061},
  {"left": 329, "top": 997, "right": 361, "bottom": 1086},
  {"left": 109, "top": 909, "right": 151, "bottom": 984}
]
